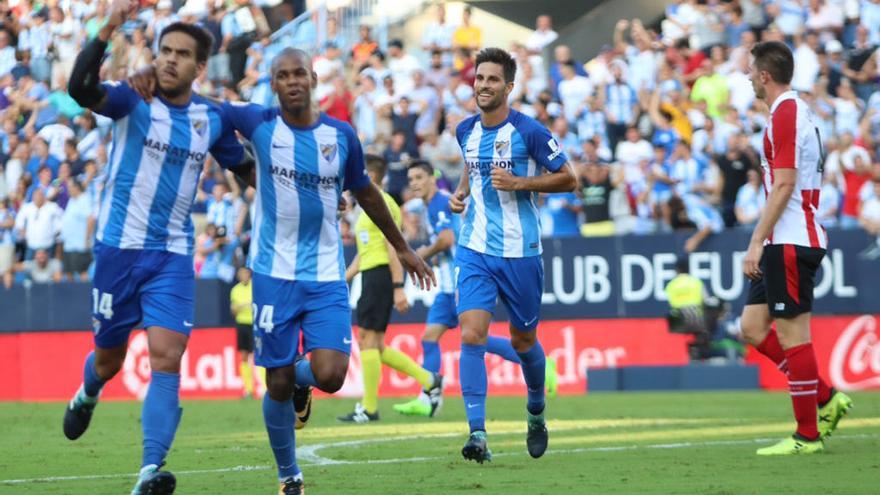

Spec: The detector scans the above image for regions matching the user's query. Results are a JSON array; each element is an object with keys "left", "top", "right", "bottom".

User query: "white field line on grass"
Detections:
[{"left": 2, "top": 432, "right": 879, "bottom": 485}]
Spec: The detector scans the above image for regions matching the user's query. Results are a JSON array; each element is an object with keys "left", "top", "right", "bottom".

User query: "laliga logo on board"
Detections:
[{"left": 829, "top": 315, "right": 880, "bottom": 390}]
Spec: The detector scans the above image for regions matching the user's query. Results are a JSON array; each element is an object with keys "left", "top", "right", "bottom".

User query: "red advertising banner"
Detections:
[
  {"left": 2, "top": 315, "right": 876, "bottom": 401},
  {"left": 0, "top": 319, "right": 690, "bottom": 401}
]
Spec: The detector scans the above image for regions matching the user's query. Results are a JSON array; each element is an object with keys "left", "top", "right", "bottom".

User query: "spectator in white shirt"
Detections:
[
  {"left": 817, "top": 175, "right": 841, "bottom": 227},
  {"left": 37, "top": 121, "right": 75, "bottom": 162},
  {"left": 17, "top": 248, "right": 62, "bottom": 284},
  {"left": 48, "top": 7, "right": 80, "bottom": 89},
  {"left": 834, "top": 80, "right": 864, "bottom": 136},
  {"left": 60, "top": 178, "right": 94, "bottom": 281},
  {"left": 14, "top": 188, "right": 62, "bottom": 259},
  {"left": 557, "top": 61, "right": 593, "bottom": 123},
  {"left": 525, "top": 15, "right": 558, "bottom": 54},
  {"left": 615, "top": 126, "right": 653, "bottom": 183},
  {"left": 421, "top": 4, "right": 455, "bottom": 66},
  {"left": 0, "top": 29, "right": 16, "bottom": 77},
  {"left": 0, "top": 198, "right": 14, "bottom": 288},
  {"left": 735, "top": 168, "right": 765, "bottom": 227},
  {"left": 805, "top": 0, "right": 845, "bottom": 32},
  {"left": 442, "top": 70, "right": 473, "bottom": 116},
  {"left": 859, "top": 179, "right": 880, "bottom": 237},
  {"left": 408, "top": 69, "right": 441, "bottom": 138},
  {"left": 791, "top": 31, "right": 821, "bottom": 92},
  {"left": 387, "top": 39, "right": 421, "bottom": 96}
]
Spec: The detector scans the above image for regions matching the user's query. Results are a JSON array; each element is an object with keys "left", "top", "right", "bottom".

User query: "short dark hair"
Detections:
[
  {"left": 750, "top": 41, "right": 793, "bottom": 85},
  {"left": 408, "top": 160, "right": 434, "bottom": 176},
  {"left": 365, "top": 153, "right": 387, "bottom": 178},
  {"left": 159, "top": 22, "right": 214, "bottom": 63},
  {"left": 475, "top": 47, "right": 516, "bottom": 83}
]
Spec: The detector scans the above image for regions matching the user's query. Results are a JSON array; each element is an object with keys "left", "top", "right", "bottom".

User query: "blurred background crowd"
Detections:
[{"left": 1, "top": 0, "right": 879, "bottom": 288}]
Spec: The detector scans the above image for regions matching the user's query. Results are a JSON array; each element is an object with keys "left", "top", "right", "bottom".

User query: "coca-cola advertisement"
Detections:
[
  {"left": 747, "top": 315, "right": 880, "bottom": 390},
  {"left": 2, "top": 316, "right": 877, "bottom": 401}
]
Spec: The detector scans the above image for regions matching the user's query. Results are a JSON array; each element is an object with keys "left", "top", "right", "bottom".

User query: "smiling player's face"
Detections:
[
  {"left": 155, "top": 32, "right": 203, "bottom": 97},
  {"left": 474, "top": 62, "right": 512, "bottom": 113},
  {"left": 271, "top": 53, "right": 317, "bottom": 114}
]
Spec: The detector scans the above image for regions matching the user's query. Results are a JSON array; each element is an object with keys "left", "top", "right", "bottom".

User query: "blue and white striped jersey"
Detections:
[
  {"left": 223, "top": 103, "right": 370, "bottom": 281},
  {"left": 424, "top": 190, "right": 459, "bottom": 294},
  {"left": 456, "top": 109, "right": 568, "bottom": 258},
  {"left": 95, "top": 82, "right": 245, "bottom": 255}
]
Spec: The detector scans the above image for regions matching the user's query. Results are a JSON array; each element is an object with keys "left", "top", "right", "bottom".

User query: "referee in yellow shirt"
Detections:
[
  {"left": 339, "top": 154, "right": 442, "bottom": 423},
  {"left": 230, "top": 267, "right": 258, "bottom": 398}
]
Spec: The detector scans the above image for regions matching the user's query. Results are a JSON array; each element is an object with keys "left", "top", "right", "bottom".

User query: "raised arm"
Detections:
[{"left": 68, "top": 0, "right": 135, "bottom": 110}]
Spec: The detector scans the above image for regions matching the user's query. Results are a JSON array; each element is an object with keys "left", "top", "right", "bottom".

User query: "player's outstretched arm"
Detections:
[
  {"left": 491, "top": 162, "right": 578, "bottom": 193},
  {"left": 68, "top": 0, "right": 135, "bottom": 110},
  {"left": 353, "top": 183, "right": 436, "bottom": 290}
]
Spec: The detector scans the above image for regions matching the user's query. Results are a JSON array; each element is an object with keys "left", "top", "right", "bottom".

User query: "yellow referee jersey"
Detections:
[
  {"left": 354, "top": 191, "right": 402, "bottom": 272},
  {"left": 230, "top": 281, "right": 253, "bottom": 325}
]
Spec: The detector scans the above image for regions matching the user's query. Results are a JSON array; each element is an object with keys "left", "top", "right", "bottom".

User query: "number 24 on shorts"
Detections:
[{"left": 252, "top": 304, "right": 275, "bottom": 333}]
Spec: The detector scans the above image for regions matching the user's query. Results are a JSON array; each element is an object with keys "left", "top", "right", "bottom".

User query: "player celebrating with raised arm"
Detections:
[
  {"left": 449, "top": 48, "right": 577, "bottom": 463},
  {"left": 393, "top": 160, "right": 558, "bottom": 417},
  {"left": 132, "top": 47, "right": 435, "bottom": 494},
  {"left": 742, "top": 41, "right": 851, "bottom": 456},
  {"left": 63, "top": 1, "right": 248, "bottom": 493}
]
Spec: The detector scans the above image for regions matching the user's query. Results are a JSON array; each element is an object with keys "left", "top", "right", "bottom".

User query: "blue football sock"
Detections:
[
  {"left": 142, "top": 371, "right": 182, "bottom": 468},
  {"left": 460, "top": 343, "right": 487, "bottom": 433},
  {"left": 516, "top": 342, "right": 546, "bottom": 416},
  {"left": 294, "top": 358, "right": 318, "bottom": 388},
  {"left": 421, "top": 340, "right": 441, "bottom": 373},
  {"left": 487, "top": 336, "right": 521, "bottom": 364},
  {"left": 82, "top": 351, "right": 106, "bottom": 398},
  {"left": 263, "top": 395, "right": 299, "bottom": 480}
]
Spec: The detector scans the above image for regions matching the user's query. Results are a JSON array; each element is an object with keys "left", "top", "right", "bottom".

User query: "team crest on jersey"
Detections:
[
  {"left": 192, "top": 119, "right": 207, "bottom": 138},
  {"left": 494, "top": 140, "right": 510, "bottom": 156},
  {"left": 320, "top": 143, "right": 338, "bottom": 162}
]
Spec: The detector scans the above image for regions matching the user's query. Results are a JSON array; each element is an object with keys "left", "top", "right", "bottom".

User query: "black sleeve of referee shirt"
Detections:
[{"left": 68, "top": 37, "right": 108, "bottom": 109}]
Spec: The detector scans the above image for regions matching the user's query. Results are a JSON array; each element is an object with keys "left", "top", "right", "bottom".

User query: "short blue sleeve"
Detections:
[
  {"left": 455, "top": 116, "right": 476, "bottom": 147},
  {"left": 221, "top": 101, "right": 269, "bottom": 140},
  {"left": 209, "top": 109, "right": 245, "bottom": 169},
  {"left": 429, "top": 197, "right": 454, "bottom": 234},
  {"left": 341, "top": 124, "right": 370, "bottom": 191},
  {"left": 521, "top": 117, "right": 568, "bottom": 172},
  {"left": 95, "top": 81, "right": 140, "bottom": 120}
]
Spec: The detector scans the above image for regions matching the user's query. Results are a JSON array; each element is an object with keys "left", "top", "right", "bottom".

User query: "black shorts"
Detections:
[
  {"left": 236, "top": 323, "right": 255, "bottom": 352},
  {"left": 62, "top": 251, "right": 92, "bottom": 274},
  {"left": 356, "top": 265, "right": 393, "bottom": 332},
  {"left": 746, "top": 244, "right": 825, "bottom": 318}
]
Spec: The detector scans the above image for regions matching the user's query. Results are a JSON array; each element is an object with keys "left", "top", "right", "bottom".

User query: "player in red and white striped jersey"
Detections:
[{"left": 740, "top": 41, "right": 852, "bottom": 456}]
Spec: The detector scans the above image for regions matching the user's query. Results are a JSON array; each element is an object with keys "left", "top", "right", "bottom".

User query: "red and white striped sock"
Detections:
[
  {"left": 785, "top": 343, "right": 820, "bottom": 440},
  {"left": 756, "top": 330, "right": 833, "bottom": 405}
]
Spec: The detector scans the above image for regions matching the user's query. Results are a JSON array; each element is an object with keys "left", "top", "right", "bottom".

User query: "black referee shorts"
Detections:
[
  {"left": 236, "top": 323, "right": 255, "bottom": 352},
  {"left": 356, "top": 265, "right": 394, "bottom": 332},
  {"left": 746, "top": 244, "right": 825, "bottom": 318}
]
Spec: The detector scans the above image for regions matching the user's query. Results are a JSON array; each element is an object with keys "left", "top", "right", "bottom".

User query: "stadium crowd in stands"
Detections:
[{"left": 1, "top": 0, "right": 879, "bottom": 288}]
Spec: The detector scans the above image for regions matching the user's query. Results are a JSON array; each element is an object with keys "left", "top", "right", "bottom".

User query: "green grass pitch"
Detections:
[{"left": 2, "top": 392, "right": 880, "bottom": 494}]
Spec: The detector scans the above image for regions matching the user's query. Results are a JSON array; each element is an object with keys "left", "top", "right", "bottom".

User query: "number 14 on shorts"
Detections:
[{"left": 92, "top": 289, "right": 114, "bottom": 320}]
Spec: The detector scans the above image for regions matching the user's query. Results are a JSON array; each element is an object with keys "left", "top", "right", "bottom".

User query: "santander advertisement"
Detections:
[{"left": 2, "top": 315, "right": 878, "bottom": 401}]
